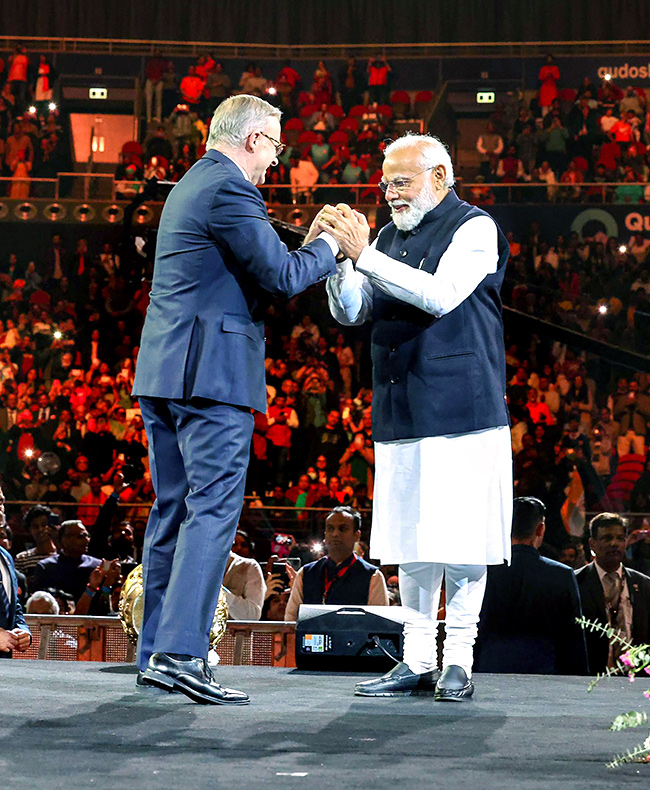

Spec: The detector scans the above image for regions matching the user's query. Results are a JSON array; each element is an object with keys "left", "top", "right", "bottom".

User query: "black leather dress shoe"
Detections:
[
  {"left": 135, "top": 670, "right": 177, "bottom": 694},
  {"left": 434, "top": 665, "right": 474, "bottom": 702},
  {"left": 143, "top": 653, "right": 250, "bottom": 705},
  {"left": 354, "top": 662, "right": 440, "bottom": 697}
]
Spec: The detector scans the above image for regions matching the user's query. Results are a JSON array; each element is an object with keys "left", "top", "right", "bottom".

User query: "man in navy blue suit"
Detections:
[
  {"left": 133, "top": 95, "right": 359, "bottom": 704},
  {"left": 474, "top": 497, "right": 588, "bottom": 675},
  {"left": 0, "top": 487, "right": 31, "bottom": 658}
]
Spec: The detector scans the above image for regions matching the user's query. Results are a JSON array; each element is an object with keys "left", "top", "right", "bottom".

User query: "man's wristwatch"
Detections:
[{"left": 335, "top": 250, "right": 347, "bottom": 263}]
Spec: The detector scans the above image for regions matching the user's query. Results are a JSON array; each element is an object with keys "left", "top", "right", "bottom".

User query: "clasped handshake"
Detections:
[{"left": 303, "top": 203, "right": 370, "bottom": 264}]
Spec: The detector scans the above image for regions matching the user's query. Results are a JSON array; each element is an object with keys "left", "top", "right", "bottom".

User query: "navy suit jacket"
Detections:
[
  {"left": 575, "top": 561, "right": 650, "bottom": 675},
  {"left": 475, "top": 544, "right": 588, "bottom": 675},
  {"left": 0, "top": 545, "right": 30, "bottom": 658},
  {"left": 133, "top": 149, "right": 336, "bottom": 412}
]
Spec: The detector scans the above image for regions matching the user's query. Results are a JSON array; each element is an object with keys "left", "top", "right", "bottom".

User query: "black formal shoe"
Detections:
[
  {"left": 434, "top": 665, "right": 474, "bottom": 702},
  {"left": 135, "top": 670, "right": 178, "bottom": 694},
  {"left": 354, "top": 662, "right": 440, "bottom": 697},
  {"left": 142, "top": 652, "right": 250, "bottom": 705}
]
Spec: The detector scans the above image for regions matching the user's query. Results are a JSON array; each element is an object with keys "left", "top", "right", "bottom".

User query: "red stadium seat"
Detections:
[
  {"left": 571, "top": 156, "right": 589, "bottom": 173},
  {"left": 377, "top": 104, "right": 393, "bottom": 119},
  {"left": 338, "top": 117, "right": 358, "bottom": 133},
  {"left": 348, "top": 104, "right": 369, "bottom": 117},
  {"left": 284, "top": 118, "right": 304, "bottom": 131},
  {"left": 414, "top": 90, "right": 433, "bottom": 103},
  {"left": 297, "top": 130, "right": 319, "bottom": 145},
  {"left": 328, "top": 130, "right": 349, "bottom": 147},
  {"left": 390, "top": 90, "right": 411, "bottom": 104},
  {"left": 300, "top": 104, "right": 319, "bottom": 118},
  {"left": 121, "top": 140, "right": 143, "bottom": 156},
  {"left": 390, "top": 90, "right": 411, "bottom": 119},
  {"left": 328, "top": 104, "right": 345, "bottom": 118}
]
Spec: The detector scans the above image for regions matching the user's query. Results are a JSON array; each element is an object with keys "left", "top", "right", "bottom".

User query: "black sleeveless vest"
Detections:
[
  {"left": 369, "top": 189, "right": 510, "bottom": 442},
  {"left": 302, "top": 555, "right": 377, "bottom": 605}
]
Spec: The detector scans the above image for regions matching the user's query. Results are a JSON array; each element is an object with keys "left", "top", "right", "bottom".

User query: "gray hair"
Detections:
[
  {"left": 26, "top": 590, "right": 60, "bottom": 614},
  {"left": 207, "top": 95, "right": 282, "bottom": 150},
  {"left": 384, "top": 134, "right": 455, "bottom": 188}
]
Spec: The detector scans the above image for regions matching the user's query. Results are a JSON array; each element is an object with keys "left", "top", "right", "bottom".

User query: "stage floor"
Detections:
[{"left": 2, "top": 662, "right": 649, "bottom": 789}]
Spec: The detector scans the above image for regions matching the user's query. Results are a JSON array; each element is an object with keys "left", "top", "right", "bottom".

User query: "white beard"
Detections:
[{"left": 389, "top": 181, "right": 439, "bottom": 231}]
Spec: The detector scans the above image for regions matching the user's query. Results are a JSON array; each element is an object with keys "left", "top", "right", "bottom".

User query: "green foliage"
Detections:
[
  {"left": 578, "top": 617, "right": 650, "bottom": 767},
  {"left": 610, "top": 711, "right": 648, "bottom": 731}
]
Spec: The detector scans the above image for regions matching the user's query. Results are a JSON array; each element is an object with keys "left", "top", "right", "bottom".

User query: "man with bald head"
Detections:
[{"left": 324, "top": 133, "right": 512, "bottom": 700}]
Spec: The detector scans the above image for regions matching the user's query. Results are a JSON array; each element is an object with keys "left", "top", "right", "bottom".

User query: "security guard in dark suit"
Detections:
[
  {"left": 576, "top": 512, "right": 650, "bottom": 675},
  {"left": 475, "top": 497, "right": 588, "bottom": 675}
]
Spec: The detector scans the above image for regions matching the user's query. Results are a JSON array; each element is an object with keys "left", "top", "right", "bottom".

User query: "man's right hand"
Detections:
[{"left": 0, "top": 627, "right": 17, "bottom": 653}]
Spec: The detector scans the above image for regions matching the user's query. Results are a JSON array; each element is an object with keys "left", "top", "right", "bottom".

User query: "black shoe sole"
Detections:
[
  {"left": 143, "top": 668, "right": 250, "bottom": 706},
  {"left": 434, "top": 687, "right": 474, "bottom": 702},
  {"left": 355, "top": 687, "right": 437, "bottom": 697}
]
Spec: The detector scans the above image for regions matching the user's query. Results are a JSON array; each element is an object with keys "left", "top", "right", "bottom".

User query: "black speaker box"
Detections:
[{"left": 295, "top": 604, "right": 406, "bottom": 671}]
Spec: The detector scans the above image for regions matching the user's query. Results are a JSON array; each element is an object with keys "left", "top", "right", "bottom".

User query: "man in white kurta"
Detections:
[{"left": 319, "top": 134, "right": 513, "bottom": 700}]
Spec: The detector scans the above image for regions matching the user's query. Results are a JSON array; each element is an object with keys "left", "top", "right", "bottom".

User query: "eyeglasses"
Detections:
[
  {"left": 258, "top": 130, "right": 286, "bottom": 156},
  {"left": 378, "top": 165, "right": 436, "bottom": 194}
]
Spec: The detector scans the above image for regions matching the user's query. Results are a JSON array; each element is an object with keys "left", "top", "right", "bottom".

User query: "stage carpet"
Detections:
[{"left": 2, "top": 662, "right": 650, "bottom": 789}]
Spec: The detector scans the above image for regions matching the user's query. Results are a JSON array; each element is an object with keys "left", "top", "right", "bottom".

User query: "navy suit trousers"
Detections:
[{"left": 137, "top": 397, "right": 254, "bottom": 668}]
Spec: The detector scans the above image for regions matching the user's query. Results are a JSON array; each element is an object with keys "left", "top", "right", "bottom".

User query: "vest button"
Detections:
[
  {"left": 390, "top": 376, "right": 399, "bottom": 384},
  {"left": 390, "top": 345, "right": 397, "bottom": 352},
  {"left": 400, "top": 249, "right": 407, "bottom": 257}
]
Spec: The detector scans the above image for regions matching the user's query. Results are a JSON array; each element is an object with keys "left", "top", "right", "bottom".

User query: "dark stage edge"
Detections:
[{"left": 2, "top": 663, "right": 650, "bottom": 789}]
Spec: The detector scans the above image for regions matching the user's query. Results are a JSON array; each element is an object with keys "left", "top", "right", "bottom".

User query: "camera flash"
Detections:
[
  {"left": 618, "top": 245, "right": 627, "bottom": 253},
  {"left": 53, "top": 330, "right": 63, "bottom": 339},
  {"left": 25, "top": 448, "right": 34, "bottom": 458},
  {"left": 598, "top": 304, "right": 608, "bottom": 315}
]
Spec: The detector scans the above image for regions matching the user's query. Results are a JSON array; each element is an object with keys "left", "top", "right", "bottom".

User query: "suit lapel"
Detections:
[
  {"left": 0, "top": 548, "right": 15, "bottom": 614},
  {"left": 584, "top": 564, "right": 606, "bottom": 620}
]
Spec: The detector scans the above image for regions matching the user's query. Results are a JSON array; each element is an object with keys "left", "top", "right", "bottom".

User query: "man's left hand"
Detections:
[
  {"left": 302, "top": 207, "right": 331, "bottom": 246},
  {"left": 11, "top": 628, "right": 31, "bottom": 652}
]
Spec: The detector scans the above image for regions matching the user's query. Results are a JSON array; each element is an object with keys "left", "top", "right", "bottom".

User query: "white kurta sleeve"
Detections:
[
  {"left": 354, "top": 215, "right": 499, "bottom": 317},
  {"left": 326, "top": 243, "right": 376, "bottom": 326}
]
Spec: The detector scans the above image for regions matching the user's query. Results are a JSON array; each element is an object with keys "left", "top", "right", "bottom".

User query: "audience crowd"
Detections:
[
  {"left": 0, "top": 46, "right": 69, "bottom": 198},
  {"left": 120, "top": 53, "right": 434, "bottom": 203},
  {"left": 0, "top": 54, "right": 648, "bottom": 672},
  {"left": 473, "top": 56, "right": 650, "bottom": 203}
]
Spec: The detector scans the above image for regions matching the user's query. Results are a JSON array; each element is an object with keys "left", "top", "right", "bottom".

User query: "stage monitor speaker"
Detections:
[{"left": 295, "top": 604, "right": 407, "bottom": 672}]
